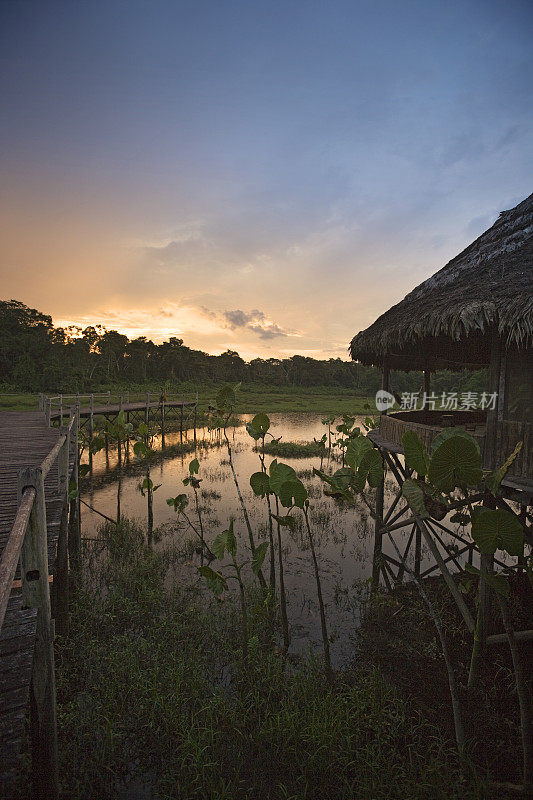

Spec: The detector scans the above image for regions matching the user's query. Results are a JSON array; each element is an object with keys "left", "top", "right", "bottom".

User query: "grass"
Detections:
[
  {"left": 356, "top": 578, "right": 530, "bottom": 792},
  {"left": 258, "top": 440, "right": 327, "bottom": 458},
  {"left": 0, "top": 383, "right": 375, "bottom": 415},
  {"left": 20, "top": 518, "right": 488, "bottom": 800}
]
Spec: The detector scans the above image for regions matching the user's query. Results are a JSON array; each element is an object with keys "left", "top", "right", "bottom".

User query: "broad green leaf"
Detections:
[
  {"left": 402, "top": 430, "right": 430, "bottom": 476},
  {"left": 212, "top": 532, "right": 227, "bottom": 560},
  {"left": 89, "top": 436, "right": 106, "bottom": 454},
  {"left": 250, "top": 471, "right": 271, "bottom": 496},
  {"left": 278, "top": 479, "right": 308, "bottom": 509},
  {"left": 138, "top": 422, "right": 149, "bottom": 437},
  {"left": 402, "top": 479, "right": 429, "bottom": 518},
  {"left": 252, "top": 541, "right": 269, "bottom": 574},
  {"left": 465, "top": 564, "right": 510, "bottom": 598},
  {"left": 246, "top": 423, "right": 261, "bottom": 441},
  {"left": 484, "top": 441, "right": 523, "bottom": 494},
  {"left": 431, "top": 427, "right": 481, "bottom": 456},
  {"left": 140, "top": 477, "right": 160, "bottom": 495},
  {"left": 212, "top": 521, "right": 237, "bottom": 559},
  {"left": 269, "top": 460, "right": 297, "bottom": 495},
  {"left": 251, "top": 413, "right": 270, "bottom": 436},
  {"left": 215, "top": 384, "right": 237, "bottom": 411},
  {"left": 197, "top": 565, "right": 227, "bottom": 596},
  {"left": 166, "top": 494, "right": 188, "bottom": 512},
  {"left": 189, "top": 458, "right": 200, "bottom": 475},
  {"left": 428, "top": 434, "right": 482, "bottom": 492},
  {"left": 471, "top": 508, "right": 524, "bottom": 556},
  {"left": 78, "top": 464, "right": 91, "bottom": 477},
  {"left": 272, "top": 514, "right": 296, "bottom": 530},
  {"left": 133, "top": 441, "right": 149, "bottom": 459},
  {"left": 358, "top": 448, "right": 384, "bottom": 488},
  {"left": 345, "top": 436, "right": 373, "bottom": 469}
]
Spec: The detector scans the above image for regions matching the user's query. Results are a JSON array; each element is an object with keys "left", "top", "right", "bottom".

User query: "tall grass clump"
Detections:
[{"left": 49, "top": 517, "right": 486, "bottom": 800}]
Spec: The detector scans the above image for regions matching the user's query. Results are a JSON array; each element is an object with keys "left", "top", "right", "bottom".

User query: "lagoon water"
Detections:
[{"left": 80, "top": 413, "right": 441, "bottom": 667}]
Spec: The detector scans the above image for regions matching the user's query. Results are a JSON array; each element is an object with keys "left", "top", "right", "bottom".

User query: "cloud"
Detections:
[{"left": 222, "top": 308, "right": 295, "bottom": 339}]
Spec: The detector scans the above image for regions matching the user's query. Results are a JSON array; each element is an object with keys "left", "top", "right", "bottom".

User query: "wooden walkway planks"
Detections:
[
  {"left": 0, "top": 596, "right": 37, "bottom": 793},
  {"left": 50, "top": 399, "right": 196, "bottom": 420},
  {"left": 0, "top": 411, "right": 65, "bottom": 795}
]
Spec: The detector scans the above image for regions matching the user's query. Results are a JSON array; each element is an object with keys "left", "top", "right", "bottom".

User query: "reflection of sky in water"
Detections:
[{"left": 81, "top": 413, "right": 480, "bottom": 668}]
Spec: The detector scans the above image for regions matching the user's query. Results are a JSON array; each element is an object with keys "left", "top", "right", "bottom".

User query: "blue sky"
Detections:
[{"left": 1, "top": 0, "right": 531, "bottom": 358}]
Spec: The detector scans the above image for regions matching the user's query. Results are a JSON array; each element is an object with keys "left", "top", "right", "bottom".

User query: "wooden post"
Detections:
[
  {"left": 382, "top": 358, "right": 390, "bottom": 417},
  {"left": 193, "top": 396, "right": 198, "bottom": 447},
  {"left": 180, "top": 404, "right": 184, "bottom": 440},
  {"left": 414, "top": 527, "right": 421, "bottom": 578},
  {"left": 484, "top": 329, "right": 502, "bottom": 470},
  {"left": 39, "top": 393, "right": 44, "bottom": 412},
  {"left": 89, "top": 394, "right": 94, "bottom": 473},
  {"left": 18, "top": 467, "right": 59, "bottom": 800},
  {"left": 162, "top": 400, "right": 166, "bottom": 440},
  {"left": 145, "top": 393, "right": 149, "bottom": 425},
  {"left": 423, "top": 370, "right": 431, "bottom": 400},
  {"left": 68, "top": 409, "right": 81, "bottom": 573},
  {"left": 53, "top": 430, "right": 70, "bottom": 635},
  {"left": 372, "top": 473, "right": 384, "bottom": 591}
]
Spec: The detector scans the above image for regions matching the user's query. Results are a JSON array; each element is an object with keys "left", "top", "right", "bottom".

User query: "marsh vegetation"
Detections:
[{"left": 29, "top": 385, "right": 530, "bottom": 799}]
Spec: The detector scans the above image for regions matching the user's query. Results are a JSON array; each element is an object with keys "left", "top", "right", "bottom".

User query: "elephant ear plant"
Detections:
[
  {"left": 209, "top": 385, "right": 267, "bottom": 590},
  {"left": 166, "top": 457, "right": 214, "bottom": 561},
  {"left": 133, "top": 421, "right": 161, "bottom": 544},
  {"left": 250, "top": 457, "right": 333, "bottom": 681},
  {"left": 400, "top": 428, "right": 531, "bottom": 792},
  {"left": 197, "top": 521, "right": 269, "bottom": 659},
  {"left": 246, "top": 412, "right": 277, "bottom": 591}
]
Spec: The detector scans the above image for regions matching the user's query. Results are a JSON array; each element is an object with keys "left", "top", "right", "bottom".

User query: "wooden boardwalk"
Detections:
[
  {"left": 50, "top": 399, "right": 196, "bottom": 421},
  {"left": 0, "top": 411, "right": 77, "bottom": 797},
  {"left": 43, "top": 391, "right": 198, "bottom": 428}
]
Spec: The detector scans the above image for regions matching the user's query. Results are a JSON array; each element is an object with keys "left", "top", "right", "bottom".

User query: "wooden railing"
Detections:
[
  {"left": 0, "top": 409, "right": 78, "bottom": 799},
  {"left": 40, "top": 390, "right": 199, "bottom": 425}
]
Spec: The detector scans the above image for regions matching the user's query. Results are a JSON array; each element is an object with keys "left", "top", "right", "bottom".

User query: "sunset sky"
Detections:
[{"left": 1, "top": 0, "right": 532, "bottom": 360}]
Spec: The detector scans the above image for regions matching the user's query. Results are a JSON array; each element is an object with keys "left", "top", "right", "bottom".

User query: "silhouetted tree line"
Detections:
[{"left": 1, "top": 300, "right": 487, "bottom": 394}]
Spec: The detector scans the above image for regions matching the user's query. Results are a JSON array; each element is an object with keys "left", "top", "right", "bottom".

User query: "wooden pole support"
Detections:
[
  {"left": 53, "top": 430, "right": 70, "bottom": 636},
  {"left": 372, "top": 475, "right": 384, "bottom": 590},
  {"left": 17, "top": 467, "right": 59, "bottom": 800},
  {"left": 68, "top": 408, "right": 81, "bottom": 572}
]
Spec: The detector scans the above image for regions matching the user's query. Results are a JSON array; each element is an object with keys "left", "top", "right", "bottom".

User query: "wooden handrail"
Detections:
[
  {"left": 41, "top": 434, "right": 67, "bottom": 479},
  {"left": 0, "top": 487, "right": 36, "bottom": 630}
]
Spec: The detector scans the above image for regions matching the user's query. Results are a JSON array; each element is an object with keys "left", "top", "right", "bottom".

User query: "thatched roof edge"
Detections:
[{"left": 349, "top": 194, "right": 533, "bottom": 367}]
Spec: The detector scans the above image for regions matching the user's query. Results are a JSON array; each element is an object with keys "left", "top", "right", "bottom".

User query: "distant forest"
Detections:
[{"left": 1, "top": 299, "right": 487, "bottom": 395}]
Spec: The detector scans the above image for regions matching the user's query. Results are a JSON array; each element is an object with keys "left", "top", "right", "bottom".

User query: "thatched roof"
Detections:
[{"left": 349, "top": 193, "right": 533, "bottom": 370}]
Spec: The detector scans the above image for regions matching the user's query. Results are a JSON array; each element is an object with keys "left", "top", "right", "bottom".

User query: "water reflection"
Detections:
[{"left": 80, "top": 413, "right": 465, "bottom": 667}]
